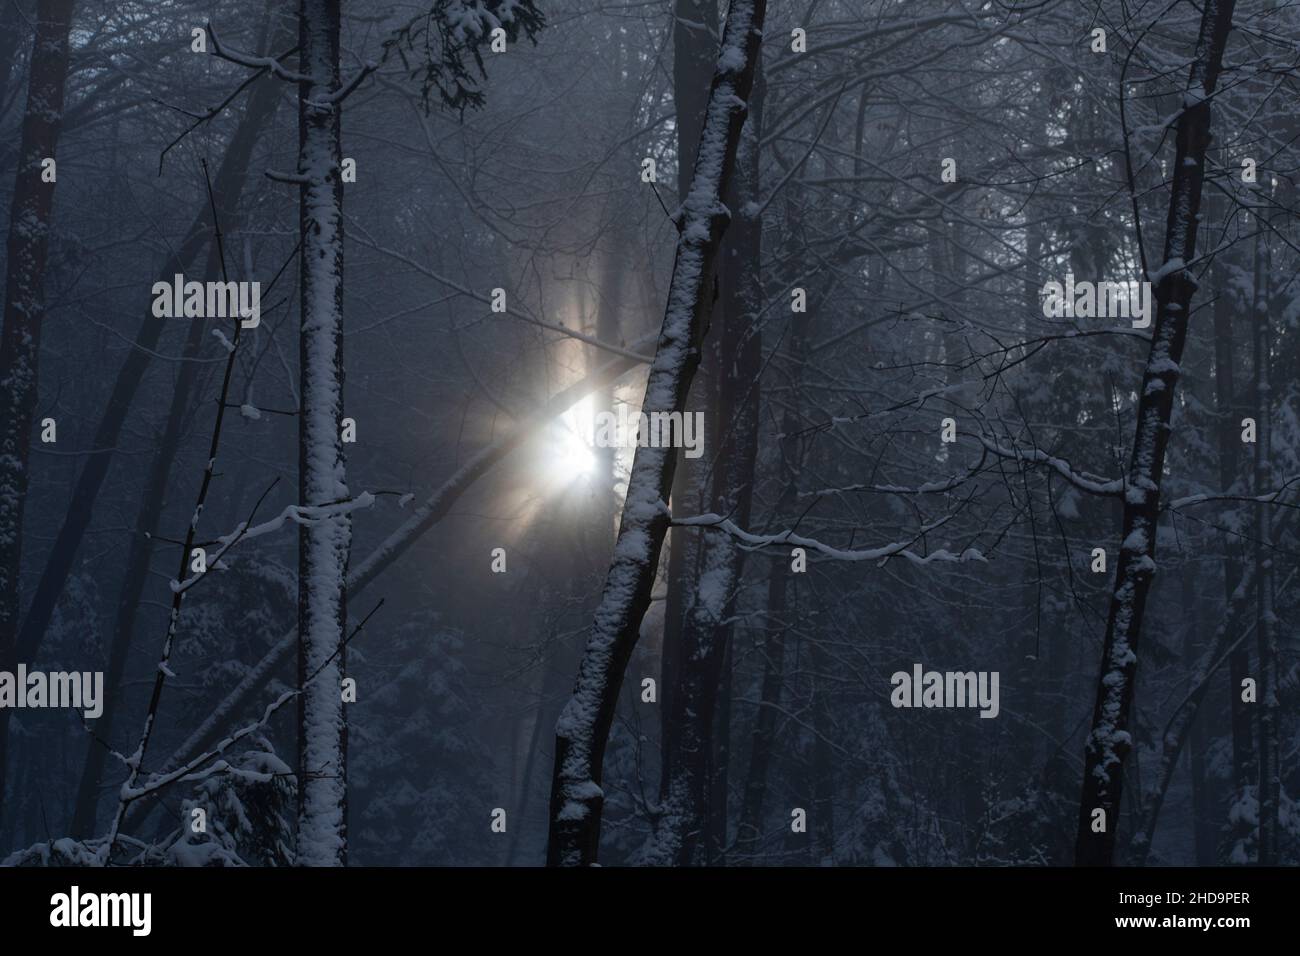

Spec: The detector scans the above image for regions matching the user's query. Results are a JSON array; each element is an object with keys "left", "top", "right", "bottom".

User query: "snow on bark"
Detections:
[
  {"left": 0, "top": 0, "right": 74, "bottom": 812},
  {"left": 1075, "top": 0, "right": 1236, "bottom": 867},
  {"left": 545, "top": 0, "right": 767, "bottom": 867},
  {"left": 295, "top": 0, "right": 352, "bottom": 867}
]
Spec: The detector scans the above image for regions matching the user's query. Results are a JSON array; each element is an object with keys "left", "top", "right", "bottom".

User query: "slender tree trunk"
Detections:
[
  {"left": 67, "top": 17, "right": 289, "bottom": 838},
  {"left": 295, "top": 0, "right": 351, "bottom": 868},
  {"left": 734, "top": 499, "right": 793, "bottom": 861},
  {"left": 733, "top": 208, "right": 814, "bottom": 862},
  {"left": 546, "top": 0, "right": 766, "bottom": 866},
  {"left": 0, "top": 0, "right": 74, "bottom": 819},
  {"left": 1075, "top": 0, "right": 1236, "bottom": 866},
  {"left": 707, "top": 638, "right": 733, "bottom": 864},
  {"left": 1184, "top": 576, "right": 1214, "bottom": 865},
  {"left": 1251, "top": 222, "right": 1278, "bottom": 864},
  {"left": 1212, "top": 251, "right": 1255, "bottom": 814},
  {"left": 810, "top": 639, "right": 835, "bottom": 864}
]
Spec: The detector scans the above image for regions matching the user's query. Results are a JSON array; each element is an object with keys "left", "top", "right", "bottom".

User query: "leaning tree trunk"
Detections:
[
  {"left": 546, "top": 0, "right": 766, "bottom": 867},
  {"left": 0, "top": 0, "right": 74, "bottom": 817},
  {"left": 1075, "top": 0, "right": 1236, "bottom": 866},
  {"left": 296, "top": 0, "right": 351, "bottom": 868}
]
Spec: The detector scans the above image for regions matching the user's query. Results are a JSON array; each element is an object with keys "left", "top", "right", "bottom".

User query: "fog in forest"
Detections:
[{"left": 0, "top": 0, "right": 1296, "bottom": 868}]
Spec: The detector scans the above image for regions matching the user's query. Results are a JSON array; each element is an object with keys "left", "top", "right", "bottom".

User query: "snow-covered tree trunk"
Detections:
[
  {"left": 296, "top": 0, "right": 352, "bottom": 867},
  {"left": 0, "top": 0, "right": 75, "bottom": 815},
  {"left": 546, "top": 0, "right": 766, "bottom": 867},
  {"left": 1074, "top": 0, "right": 1236, "bottom": 866}
]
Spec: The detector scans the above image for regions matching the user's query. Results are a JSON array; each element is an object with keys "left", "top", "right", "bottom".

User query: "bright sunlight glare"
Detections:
[{"left": 544, "top": 396, "right": 597, "bottom": 484}]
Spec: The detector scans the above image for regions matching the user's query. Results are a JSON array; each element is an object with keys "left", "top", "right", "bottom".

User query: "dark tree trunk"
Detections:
[
  {"left": 659, "top": 0, "right": 719, "bottom": 804},
  {"left": 657, "top": 54, "right": 763, "bottom": 867},
  {"left": 1075, "top": 0, "right": 1236, "bottom": 866},
  {"left": 1251, "top": 224, "right": 1278, "bottom": 864},
  {"left": 0, "top": 0, "right": 74, "bottom": 818}
]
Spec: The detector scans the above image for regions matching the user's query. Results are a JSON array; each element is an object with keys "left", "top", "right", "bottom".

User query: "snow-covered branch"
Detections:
[{"left": 671, "top": 512, "right": 987, "bottom": 566}]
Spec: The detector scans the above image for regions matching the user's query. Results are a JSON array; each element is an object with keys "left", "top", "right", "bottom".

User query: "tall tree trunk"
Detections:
[
  {"left": 733, "top": 208, "right": 815, "bottom": 862},
  {"left": 1074, "top": 0, "right": 1236, "bottom": 866},
  {"left": 1251, "top": 221, "right": 1278, "bottom": 864},
  {"left": 656, "top": 54, "right": 763, "bottom": 867},
  {"left": 659, "top": 0, "right": 719, "bottom": 802},
  {"left": 734, "top": 558, "right": 788, "bottom": 860},
  {"left": 810, "top": 639, "right": 835, "bottom": 864},
  {"left": 1212, "top": 250, "right": 1255, "bottom": 819},
  {"left": 0, "top": 0, "right": 74, "bottom": 817},
  {"left": 295, "top": 0, "right": 351, "bottom": 867},
  {"left": 546, "top": 0, "right": 766, "bottom": 866}
]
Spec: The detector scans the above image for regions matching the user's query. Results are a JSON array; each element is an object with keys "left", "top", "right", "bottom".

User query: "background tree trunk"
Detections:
[{"left": 0, "top": 0, "right": 75, "bottom": 821}]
